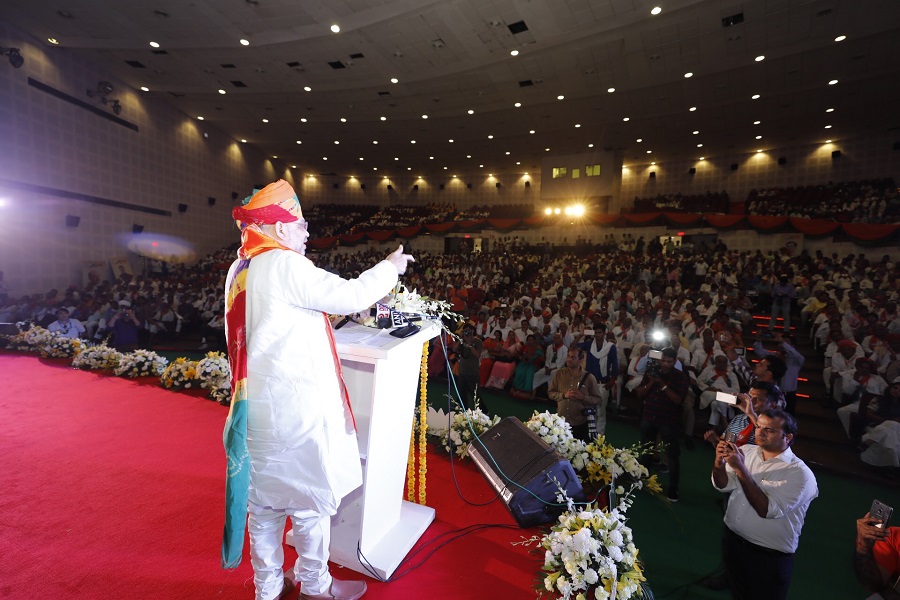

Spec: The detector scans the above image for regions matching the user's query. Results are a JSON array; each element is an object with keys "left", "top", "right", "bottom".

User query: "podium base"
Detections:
[{"left": 285, "top": 500, "right": 435, "bottom": 581}]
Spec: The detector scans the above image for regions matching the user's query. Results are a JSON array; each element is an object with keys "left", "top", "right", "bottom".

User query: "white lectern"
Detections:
[{"left": 288, "top": 319, "right": 439, "bottom": 580}]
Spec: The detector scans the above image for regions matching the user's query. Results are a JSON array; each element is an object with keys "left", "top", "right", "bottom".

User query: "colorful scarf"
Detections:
[{"left": 221, "top": 225, "right": 354, "bottom": 568}]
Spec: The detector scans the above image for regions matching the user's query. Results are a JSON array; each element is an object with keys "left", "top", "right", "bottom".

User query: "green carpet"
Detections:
[{"left": 425, "top": 379, "right": 900, "bottom": 600}]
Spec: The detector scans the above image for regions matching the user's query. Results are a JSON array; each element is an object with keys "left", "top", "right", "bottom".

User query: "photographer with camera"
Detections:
[
  {"left": 636, "top": 346, "right": 690, "bottom": 502},
  {"left": 549, "top": 347, "right": 606, "bottom": 442},
  {"left": 107, "top": 300, "right": 142, "bottom": 351}
]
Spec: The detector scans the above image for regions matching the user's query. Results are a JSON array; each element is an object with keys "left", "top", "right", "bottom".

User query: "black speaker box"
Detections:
[
  {"left": 730, "top": 163, "right": 739, "bottom": 171},
  {"left": 178, "top": 203, "right": 188, "bottom": 213},
  {"left": 688, "top": 167, "right": 696, "bottom": 175},
  {"left": 65, "top": 215, "right": 80, "bottom": 227},
  {"left": 468, "top": 417, "right": 583, "bottom": 527},
  {"left": 649, "top": 171, "right": 656, "bottom": 178}
]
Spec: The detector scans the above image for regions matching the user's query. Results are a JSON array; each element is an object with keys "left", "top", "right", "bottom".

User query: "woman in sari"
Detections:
[
  {"left": 485, "top": 329, "right": 520, "bottom": 390},
  {"left": 511, "top": 334, "right": 545, "bottom": 399},
  {"left": 479, "top": 330, "right": 503, "bottom": 387}
]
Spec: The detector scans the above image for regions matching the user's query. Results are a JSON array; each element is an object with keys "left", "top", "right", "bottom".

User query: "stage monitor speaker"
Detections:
[
  {"left": 439, "top": 184, "right": 445, "bottom": 190},
  {"left": 778, "top": 157, "right": 787, "bottom": 166},
  {"left": 688, "top": 167, "right": 696, "bottom": 175},
  {"left": 467, "top": 183, "right": 473, "bottom": 189},
  {"left": 468, "top": 417, "right": 583, "bottom": 527},
  {"left": 525, "top": 180, "right": 531, "bottom": 187},
  {"left": 132, "top": 224, "right": 144, "bottom": 234},
  {"left": 832, "top": 150, "right": 842, "bottom": 159},
  {"left": 65, "top": 215, "right": 80, "bottom": 228},
  {"left": 387, "top": 184, "right": 393, "bottom": 190},
  {"left": 360, "top": 183, "right": 366, "bottom": 190},
  {"left": 413, "top": 184, "right": 419, "bottom": 190},
  {"left": 178, "top": 203, "right": 188, "bottom": 213},
  {"left": 649, "top": 171, "right": 656, "bottom": 179},
  {"left": 496, "top": 182, "right": 502, "bottom": 188},
  {"left": 730, "top": 163, "right": 739, "bottom": 171}
]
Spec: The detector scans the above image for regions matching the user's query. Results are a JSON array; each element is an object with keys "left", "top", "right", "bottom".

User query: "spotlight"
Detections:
[
  {"left": 111, "top": 100, "right": 122, "bottom": 115},
  {"left": 86, "top": 80, "right": 114, "bottom": 98},
  {"left": 0, "top": 47, "right": 24, "bottom": 69}
]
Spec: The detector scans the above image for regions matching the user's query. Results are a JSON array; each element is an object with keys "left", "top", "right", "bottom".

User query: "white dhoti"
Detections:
[
  {"left": 532, "top": 367, "right": 558, "bottom": 390},
  {"left": 837, "top": 402, "right": 860, "bottom": 438},
  {"left": 861, "top": 421, "right": 900, "bottom": 467}
]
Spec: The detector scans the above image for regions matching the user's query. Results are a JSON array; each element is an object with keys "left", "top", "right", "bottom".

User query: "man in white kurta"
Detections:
[{"left": 226, "top": 180, "right": 414, "bottom": 600}]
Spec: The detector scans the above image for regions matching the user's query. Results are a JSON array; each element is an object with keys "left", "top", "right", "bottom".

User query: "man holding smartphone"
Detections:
[
  {"left": 855, "top": 509, "right": 900, "bottom": 599},
  {"left": 712, "top": 408, "right": 818, "bottom": 600}
]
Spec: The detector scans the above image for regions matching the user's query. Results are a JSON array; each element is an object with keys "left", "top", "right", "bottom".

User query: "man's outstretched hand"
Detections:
[{"left": 387, "top": 245, "right": 415, "bottom": 275}]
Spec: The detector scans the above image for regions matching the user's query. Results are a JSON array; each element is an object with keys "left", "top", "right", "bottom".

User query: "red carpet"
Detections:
[{"left": 0, "top": 354, "right": 539, "bottom": 600}]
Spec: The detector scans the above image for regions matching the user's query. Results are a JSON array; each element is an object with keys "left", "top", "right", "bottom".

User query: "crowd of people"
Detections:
[
  {"left": 631, "top": 191, "right": 731, "bottom": 214},
  {"left": 746, "top": 178, "right": 900, "bottom": 223}
]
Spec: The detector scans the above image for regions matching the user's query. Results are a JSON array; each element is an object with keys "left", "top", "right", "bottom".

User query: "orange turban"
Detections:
[{"left": 232, "top": 180, "right": 303, "bottom": 227}]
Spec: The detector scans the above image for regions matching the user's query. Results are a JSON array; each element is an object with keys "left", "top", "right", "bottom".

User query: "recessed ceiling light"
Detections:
[
  {"left": 575, "top": 123, "right": 581, "bottom": 128},
  {"left": 623, "top": 117, "right": 630, "bottom": 122},
  {"left": 757, "top": 149, "right": 763, "bottom": 153},
  {"left": 240, "top": 139, "right": 247, "bottom": 143},
  {"left": 754, "top": 120, "right": 761, "bottom": 125},
  {"left": 218, "top": 89, "right": 226, "bottom": 95},
  {"left": 510, "top": 49, "right": 519, "bottom": 56},
  {"left": 651, "top": 161, "right": 656, "bottom": 165},
  {"left": 636, "top": 138, "right": 642, "bottom": 142},
  {"left": 322, "top": 157, "right": 327, "bottom": 160},
  {"left": 828, "top": 79, "right": 838, "bottom": 85},
  {"left": 756, "top": 135, "right": 762, "bottom": 139},
  {"left": 505, "top": 151, "right": 511, "bottom": 155},
  {"left": 140, "top": 86, "right": 149, "bottom": 92},
  {"left": 514, "top": 102, "right": 522, "bottom": 107},
  {"left": 330, "top": 24, "right": 340, "bottom": 33},
  {"left": 755, "top": 55, "right": 765, "bottom": 62},
  {"left": 240, "top": 39, "right": 250, "bottom": 46},
  {"left": 262, "top": 118, "right": 268, "bottom": 123},
  {"left": 588, "top": 143, "right": 594, "bottom": 148},
  {"left": 304, "top": 86, "right": 312, "bottom": 92},
  {"left": 689, "top": 106, "right": 697, "bottom": 112},
  {"left": 557, "top": 95, "right": 565, "bottom": 100},
  {"left": 607, "top": 87, "right": 616, "bottom": 93},
  {"left": 390, "top": 77, "right": 399, "bottom": 84},
  {"left": 443, "top": 166, "right": 448, "bottom": 170},
  {"left": 448, "top": 139, "right": 454, "bottom": 143},
  {"left": 516, "top": 161, "right": 521, "bottom": 165},
  {"left": 340, "top": 117, "right": 347, "bottom": 122},
  {"left": 825, "top": 125, "right": 832, "bottom": 129},
  {"left": 149, "top": 41, "right": 160, "bottom": 48},
  {"left": 47, "top": 38, "right": 59, "bottom": 45},
  {"left": 825, "top": 139, "right": 833, "bottom": 143},
  {"left": 334, "top": 140, "right": 340, "bottom": 144},
  {"left": 291, "top": 165, "right": 296, "bottom": 169},
  {"left": 699, "top": 157, "right": 705, "bottom": 160},
  {"left": 651, "top": 6, "right": 662, "bottom": 15},
  {"left": 545, "top": 148, "right": 550, "bottom": 151},
  {"left": 359, "top": 157, "right": 364, "bottom": 160},
  {"left": 697, "top": 143, "right": 703, "bottom": 147},
  {"left": 380, "top": 116, "right": 387, "bottom": 121},
  {"left": 422, "top": 114, "right": 428, "bottom": 119},
  {"left": 646, "top": 150, "right": 652, "bottom": 154},
  {"left": 529, "top": 130, "right": 535, "bottom": 134},
  {"left": 834, "top": 35, "right": 846, "bottom": 42},
  {"left": 296, "top": 140, "right": 302, "bottom": 144},
  {"left": 684, "top": 72, "right": 693, "bottom": 78},
  {"left": 373, "top": 140, "right": 378, "bottom": 144},
  {"left": 197, "top": 116, "right": 204, "bottom": 120},
  {"left": 300, "top": 118, "right": 308, "bottom": 123},
  {"left": 467, "top": 109, "right": 474, "bottom": 114},
  {"left": 272, "top": 156, "right": 278, "bottom": 159},
  {"left": 693, "top": 130, "right": 699, "bottom": 135},
  {"left": 826, "top": 108, "right": 834, "bottom": 113},
  {"left": 373, "top": 167, "right": 377, "bottom": 171},
  {"left": 429, "top": 156, "right": 434, "bottom": 160},
  {"left": 488, "top": 134, "right": 494, "bottom": 139},
  {"left": 466, "top": 155, "right": 471, "bottom": 158},
  {"left": 751, "top": 94, "right": 760, "bottom": 99},
  {"left": 410, "top": 140, "right": 416, "bottom": 144}
]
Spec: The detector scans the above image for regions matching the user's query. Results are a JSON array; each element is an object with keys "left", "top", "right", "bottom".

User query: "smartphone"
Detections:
[
  {"left": 724, "top": 431, "right": 738, "bottom": 443},
  {"left": 871, "top": 499, "right": 893, "bottom": 529},
  {"left": 716, "top": 391, "right": 738, "bottom": 405}
]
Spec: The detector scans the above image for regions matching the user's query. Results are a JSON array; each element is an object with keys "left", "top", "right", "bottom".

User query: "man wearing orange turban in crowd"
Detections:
[{"left": 221, "top": 180, "right": 414, "bottom": 600}]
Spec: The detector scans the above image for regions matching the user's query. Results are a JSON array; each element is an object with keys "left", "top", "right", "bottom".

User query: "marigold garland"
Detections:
[{"left": 417, "top": 341, "right": 429, "bottom": 505}]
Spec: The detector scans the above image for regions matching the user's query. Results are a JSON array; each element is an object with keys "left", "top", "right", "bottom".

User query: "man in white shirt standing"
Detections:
[{"left": 712, "top": 408, "right": 818, "bottom": 600}]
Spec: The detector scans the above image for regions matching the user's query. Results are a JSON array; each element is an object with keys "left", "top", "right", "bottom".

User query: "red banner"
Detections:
[
  {"left": 396, "top": 225, "right": 422, "bottom": 237},
  {"left": 486, "top": 218, "right": 521, "bottom": 230},
  {"left": 662, "top": 212, "right": 703, "bottom": 225},
  {"left": 704, "top": 215, "right": 745, "bottom": 228},
  {"left": 841, "top": 223, "right": 899, "bottom": 241},
  {"left": 424, "top": 222, "right": 456, "bottom": 233},
  {"left": 746, "top": 216, "right": 788, "bottom": 231},
  {"left": 366, "top": 230, "right": 395, "bottom": 242},
  {"left": 789, "top": 218, "right": 840, "bottom": 236}
]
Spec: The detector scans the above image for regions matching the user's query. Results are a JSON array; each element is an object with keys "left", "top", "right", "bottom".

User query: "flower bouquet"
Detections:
[
  {"left": 1, "top": 323, "right": 47, "bottom": 352},
  {"left": 42, "top": 332, "right": 85, "bottom": 358},
  {"left": 72, "top": 343, "right": 124, "bottom": 370},
  {"left": 536, "top": 504, "right": 651, "bottom": 600},
  {"left": 358, "top": 284, "right": 461, "bottom": 334},
  {"left": 430, "top": 397, "right": 500, "bottom": 459},
  {"left": 160, "top": 356, "right": 200, "bottom": 389},
  {"left": 580, "top": 437, "right": 663, "bottom": 512},
  {"left": 114, "top": 349, "right": 168, "bottom": 378},
  {"left": 525, "top": 411, "right": 589, "bottom": 469},
  {"left": 196, "top": 351, "right": 231, "bottom": 401}
]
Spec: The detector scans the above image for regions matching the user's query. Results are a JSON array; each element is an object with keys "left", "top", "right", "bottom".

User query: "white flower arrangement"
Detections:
[
  {"left": 525, "top": 411, "right": 589, "bottom": 469},
  {"left": 430, "top": 398, "right": 500, "bottom": 459},
  {"left": 581, "top": 437, "right": 663, "bottom": 512},
  {"left": 42, "top": 332, "right": 85, "bottom": 358},
  {"left": 72, "top": 343, "right": 124, "bottom": 370},
  {"left": 114, "top": 349, "right": 168, "bottom": 378},
  {"left": 11, "top": 324, "right": 53, "bottom": 352},
  {"left": 358, "top": 284, "right": 461, "bottom": 334},
  {"left": 197, "top": 351, "right": 232, "bottom": 401},
  {"left": 160, "top": 356, "right": 200, "bottom": 389},
  {"left": 536, "top": 504, "right": 649, "bottom": 600}
]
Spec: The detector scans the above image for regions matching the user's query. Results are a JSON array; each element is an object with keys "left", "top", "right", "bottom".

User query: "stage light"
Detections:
[{"left": 544, "top": 207, "right": 552, "bottom": 215}]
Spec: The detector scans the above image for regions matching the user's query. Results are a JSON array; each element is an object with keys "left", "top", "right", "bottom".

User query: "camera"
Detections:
[
  {"left": 716, "top": 391, "right": 738, "bottom": 405},
  {"left": 646, "top": 349, "right": 663, "bottom": 378}
]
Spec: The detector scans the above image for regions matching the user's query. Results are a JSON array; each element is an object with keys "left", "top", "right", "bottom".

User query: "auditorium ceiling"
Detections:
[{"left": 1, "top": 0, "right": 899, "bottom": 178}]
